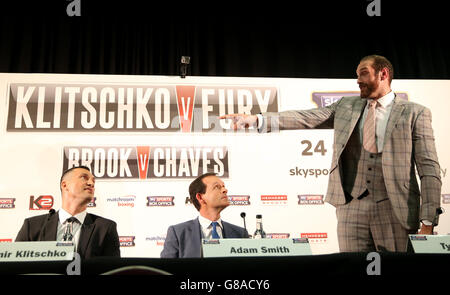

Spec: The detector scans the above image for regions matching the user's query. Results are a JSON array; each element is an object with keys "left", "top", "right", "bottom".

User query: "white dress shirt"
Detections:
[
  {"left": 198, "top": 215, "right": 224, "bottom": 239},
  {"left": 359, "top": 91, "right": 395, "bottom": 152},
  {"left": 57, "top": 209, "right": 87, "bottom": 251}
]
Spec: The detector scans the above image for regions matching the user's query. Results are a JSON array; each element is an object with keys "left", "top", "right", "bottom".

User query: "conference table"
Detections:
[{"left": 1, "top": 253, "right": 448, "bottom": 293}]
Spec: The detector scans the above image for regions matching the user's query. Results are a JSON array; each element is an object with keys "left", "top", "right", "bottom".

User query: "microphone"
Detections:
[
  {"left": 180, "top": 56, "right": 190, "bottom": 78},
  {"left": 240, "top": 212, "right": 247, "bottom": 235},
  {"left": 38, "top": 209, "right": 56, "bottom": 241}
]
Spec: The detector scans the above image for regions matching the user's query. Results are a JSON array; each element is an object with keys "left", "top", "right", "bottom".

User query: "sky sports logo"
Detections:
[
  {"left": 63, "top": 146, "right": 229, "bottom": 179},
  {"left": 119, "top": 236, "right": 136, "bottom": 247},
  {"left": 298, "top": 195, "right": 324, "bottom": 205},
  {"left": 7, "top": 83, "right": 278, "bottom": 132},
  {"left": 0, "top": 198, "right": 16, "bottom": 209},
  {"left": 228, "top": 195, "right": 250, "bottom": 206},
  {"left": 87, "top": 197, "right": 96, "bottom": 207},
  {"left": 147, "top": 196, "right": 175, "bottom": 206}
]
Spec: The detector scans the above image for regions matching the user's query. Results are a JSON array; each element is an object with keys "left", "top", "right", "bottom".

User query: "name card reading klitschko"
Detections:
[
  {"left": 0, "top": 241, "right": 75, "bottom": 262},
  {"left": 202, "top": 238, "right": 311, "bottom": 258}
]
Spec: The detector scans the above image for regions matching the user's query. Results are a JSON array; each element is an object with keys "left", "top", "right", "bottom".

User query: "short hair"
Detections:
[
  {"left": 189, "top": 173, "right": 216, "bottom": 211},
  {"left": 60, "top": 166, "right": 91, "bottom": 189},
  {"left": 360, "top": 54, "right": 394, "bottom": 84}
]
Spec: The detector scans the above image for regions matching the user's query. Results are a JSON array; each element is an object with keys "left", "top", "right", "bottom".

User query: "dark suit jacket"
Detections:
[
  {"left": 160, "top": 218, "right": 249, "bottom": 258},
  {"left": 15, "top": 210, "right": 120, "bottom": 259}
]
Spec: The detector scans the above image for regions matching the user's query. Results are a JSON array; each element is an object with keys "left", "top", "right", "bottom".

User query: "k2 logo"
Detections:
[{"left": 29, "top": 195, "right": 54, "bottom": 210}]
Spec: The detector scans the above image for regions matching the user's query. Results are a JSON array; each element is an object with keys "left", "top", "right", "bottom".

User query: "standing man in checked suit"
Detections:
[{"left": 221, "top": 55, "right": 442, "bottom": 252}]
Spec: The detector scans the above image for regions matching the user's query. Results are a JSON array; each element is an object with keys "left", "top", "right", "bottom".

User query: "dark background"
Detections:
[{"left": 1, "top": 0, "right": 448, "bottom": 79}]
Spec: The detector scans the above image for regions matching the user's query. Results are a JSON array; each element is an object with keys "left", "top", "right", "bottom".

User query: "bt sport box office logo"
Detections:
[
  {"left": 7, "top": 83, "right": 278, "bottom": 132},
  {"left": 62, "top": 146, "right": 229, "bottom": 180}
]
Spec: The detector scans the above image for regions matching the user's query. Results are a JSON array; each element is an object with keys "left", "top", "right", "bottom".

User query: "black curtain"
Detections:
[{"left": 1, "top": 0, "right": 448, "bottom": 79}]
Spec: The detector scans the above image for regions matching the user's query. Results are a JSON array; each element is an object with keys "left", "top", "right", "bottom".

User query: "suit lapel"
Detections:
[
  {"left": 336, "top": 98, "right": 367, "bottom": 157},
  {"left": 383, "top": 96, "right": 405, "bottom": 149},
  {"left": 42, "top": 211, "right": 59, "bottom": 241},
  {"left": 221, "top": 221, "right": 230, "bottom": 238},
  {"left": 191, "top": 218, "right": 202, "bottom": 257},
  {"left": 78, "top": 213, "right": 96, "bottom": 257},
  {"left": 350, "top": 98, "right": 367, "bottom": 135}
]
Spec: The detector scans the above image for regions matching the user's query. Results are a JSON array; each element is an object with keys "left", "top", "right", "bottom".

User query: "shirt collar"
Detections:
[
  {"left": 198, "top": 214, "right": 223, "bottom": 229},
  {"left": 369, "top": 91, "right": 395, "bottom": 108},
  {"left": 59, "top": 208, "right": 87, "bottom": 224}
]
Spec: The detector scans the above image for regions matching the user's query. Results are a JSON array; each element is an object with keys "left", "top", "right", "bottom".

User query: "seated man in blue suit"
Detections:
[{"left": 161, "top": 172, "right": 249, "bottom": 258}]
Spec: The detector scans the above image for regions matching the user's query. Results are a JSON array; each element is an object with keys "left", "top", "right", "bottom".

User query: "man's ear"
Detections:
[
  {"left": 60, "top": 180, "right": 68, "bottom": 192},
  {"left": 196, "top": 193, "right": 203, "bottom": 205},
  {"left": 380, "top": 67, "right": 389, "bottom": 81}
]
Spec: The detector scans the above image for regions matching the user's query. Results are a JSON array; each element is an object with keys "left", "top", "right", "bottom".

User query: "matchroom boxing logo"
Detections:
[
  {"left": 7, "top": 83, "right": 278, "bottom": 132},
  {"left": 62, "top": 146, "right": 229, "bottom": 179}
]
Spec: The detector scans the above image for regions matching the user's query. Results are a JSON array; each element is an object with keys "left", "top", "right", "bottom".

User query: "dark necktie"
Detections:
[
  {"left": 211, "top": 222, "right": 220, "bottom": 239},
  {"left": 63, "top": 217, "right": 77, "bottom": 242}
]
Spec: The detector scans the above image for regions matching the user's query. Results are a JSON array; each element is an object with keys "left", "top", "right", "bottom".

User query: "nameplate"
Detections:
[
  {"left": 202, "top": 238, "right": 311, "bottom": 258},
  {"left": 0, "top": 241, "right": 75, "bottom": 262},
  {"left": 409, "top": 235, "right": 450, "bottom": 254}
]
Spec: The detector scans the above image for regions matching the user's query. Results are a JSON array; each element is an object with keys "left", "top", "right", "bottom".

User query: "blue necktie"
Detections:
[{"left": 211, "top": 222, "right": 220, "bottom": 239}]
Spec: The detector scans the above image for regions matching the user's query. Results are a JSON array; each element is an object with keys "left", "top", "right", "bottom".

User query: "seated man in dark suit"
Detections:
[
  {"left": 161, "top": 173, "right": 249, "bottom": 258},
  {"left": 16, "top": 166, "right": 120, "bottom": 259}
]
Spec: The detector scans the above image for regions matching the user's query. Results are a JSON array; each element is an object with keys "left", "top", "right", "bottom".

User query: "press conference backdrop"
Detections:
[{"left": 0, "top": 73, "right": 449, "bottom": 257}]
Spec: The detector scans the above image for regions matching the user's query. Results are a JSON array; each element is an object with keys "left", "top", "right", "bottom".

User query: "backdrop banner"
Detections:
[{"left": 1, "top": 73, "right": 448, "bottom": 257}]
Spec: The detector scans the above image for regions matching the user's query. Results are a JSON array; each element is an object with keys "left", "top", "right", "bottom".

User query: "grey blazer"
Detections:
[
  {"left": 160, "top": 218, "right": 249, "bottom": 258},
  {"left": 263, "top": 95, "right": 441, "bottom": 230}
]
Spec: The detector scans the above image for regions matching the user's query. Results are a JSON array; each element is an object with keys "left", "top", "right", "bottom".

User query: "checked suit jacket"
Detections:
[
  {"left": 262, "top": 95, "right": 441, "bottom": 230},
  {"left": 15, "top": 210, "right": 121, "bottom": 259}
]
